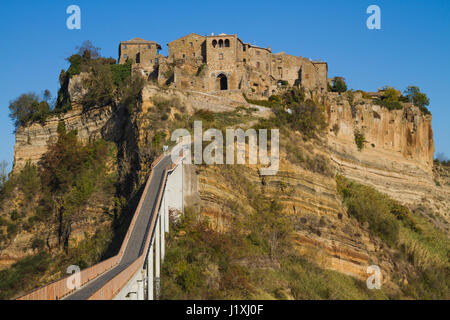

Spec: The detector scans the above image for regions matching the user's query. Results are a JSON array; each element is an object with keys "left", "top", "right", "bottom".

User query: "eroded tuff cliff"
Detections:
[
  {"left": 324, "top": 92, "right": 449, "bottom": 232},
  {"left": 6, "top": 82, "right": 448, "bottom": 294}
]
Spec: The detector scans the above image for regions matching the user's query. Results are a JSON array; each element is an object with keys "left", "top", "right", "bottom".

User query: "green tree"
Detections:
[
  {"left": 404, "top": 86, "right": 431, "bottom": 114},
  {"left": 330, "top": 77, "right": 347, "bottom": 93},
  {"left": 8, "top": 93, "right": 40, "bottom": 129}
]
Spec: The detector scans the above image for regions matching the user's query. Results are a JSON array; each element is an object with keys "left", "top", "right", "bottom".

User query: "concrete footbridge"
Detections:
[{"left": 17, "top": 143, "right": 187, "bottom": 300}]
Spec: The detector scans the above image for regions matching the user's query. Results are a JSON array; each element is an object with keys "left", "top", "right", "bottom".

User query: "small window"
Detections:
[
  {"left": 225, "top": 39, "right": 230, "bottom": 47},
  {"left": 155, "top": 58, "right": 159, "bottom": 64},
  {"left": 212, "top": 39, "right": 217, "bottom": 48},
  {"left": 190, "top": 42, "right": 193, "bottom": 48},
  {"left": 219, "top": 39, "right": 223, "bottom": 48},
  {"left": 219, "top": 53, "right": 224, "bottom": 60},
  {"left": 123, "top": 44, "right": 127, "bottom": 49},
  {"left": 182, "top": 54, "right": 185, "bottom": 59},
  {"left": 148, "top": 44, "right": 151, "bottom": 49},
  {"left": 123, "top": 54, "right": 127, "bottom": 60},
  {"left": 243, "top": 45, "right": 246, "bottom": 52},
  {"left": 243, "top": 58, "right": 247, "bottom": 64}
]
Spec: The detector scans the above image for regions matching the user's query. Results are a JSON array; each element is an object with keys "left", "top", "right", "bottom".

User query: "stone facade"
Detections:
[
  {"left": 119, "top": 38, "right": 162, "bottom": 70},
  {"left": 119, "top": 33, "right": 328, "bottom": 98}
]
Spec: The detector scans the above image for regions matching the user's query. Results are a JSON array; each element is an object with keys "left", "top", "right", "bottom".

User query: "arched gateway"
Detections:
[{"left": 216, "top": 74, "right": 228, "bottom": 91}]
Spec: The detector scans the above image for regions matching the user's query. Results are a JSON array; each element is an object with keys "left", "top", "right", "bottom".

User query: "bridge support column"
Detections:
[
  {"left": 137, "top": 278, "right": 144, "bottom": 300},
  {"left": 164, "top": 189, "right": 169, "bottom": 233},
  {"left": 147, "top": 237, "right": 154, "bottom": 300},
  {"left": 155, "top": 215, "right": 161, "bottom": 299},
  {"left": 161, "top": 207, "right": 165, "bottom": 262}
]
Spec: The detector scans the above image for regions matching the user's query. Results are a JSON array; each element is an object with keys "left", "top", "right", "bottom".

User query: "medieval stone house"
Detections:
[{"left": 118, "top": 33, "right": 328, "bottom": 98}]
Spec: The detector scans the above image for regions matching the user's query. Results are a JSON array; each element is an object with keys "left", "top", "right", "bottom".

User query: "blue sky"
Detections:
[{"left": 0, "top": 0, "right": 449, "bottom": 171}]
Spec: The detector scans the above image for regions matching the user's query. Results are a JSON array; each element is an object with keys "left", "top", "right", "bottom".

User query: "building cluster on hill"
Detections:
[{"left": 118, "top": 33, "right": 328, "bottom": 98}]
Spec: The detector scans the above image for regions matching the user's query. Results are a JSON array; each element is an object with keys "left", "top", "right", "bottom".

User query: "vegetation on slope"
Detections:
[
  {"left": 161, "top": 166, "right": 388, "bottom": 300},
  {"left": 0, "top": 123, "right": 119, "bottom": 299},
  {"left": 336, "top": 175, "right": 449, "bottom": 299},
  {"left": 8, "top": 41, "right": 142, "bottom": 129}
]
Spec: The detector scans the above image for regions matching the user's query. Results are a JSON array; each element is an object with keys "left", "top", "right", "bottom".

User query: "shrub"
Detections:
[
  {"left": 18, "top": 161, "right": 39, "bottom": 202},
  {"left": 196, "top": 63, "right": 206, "bottom": 76},
  {"left": 119, "top": 73, "right": 145, "bottom": 113},
  {"left": 336, "top": 175, "right": 399, "bottom": 246},
  {"left": 110, "top": 60, "right": 132, "bottom": 86},
  {"left": 354, "top": 129, "right": 365, "bottom": 151},
  {"left": 0, "top": 252, "right": 51, "bottom": 300}
]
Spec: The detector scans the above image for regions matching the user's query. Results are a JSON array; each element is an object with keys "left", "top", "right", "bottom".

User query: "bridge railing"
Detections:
[
  {"left": 87, "top": 154, "right": 184, "bottom": 300},
  {"left": 88, "top": 167, "right": 170, "bottom": 299},
  {"left": 16, "top": 150, "right": 170, "bottom": 300}
]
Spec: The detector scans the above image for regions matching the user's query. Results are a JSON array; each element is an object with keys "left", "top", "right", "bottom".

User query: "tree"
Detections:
[
  {"left": 81, "top": 64, "right": 115, "bottom": 110},
  {"left": 75, "top": 40, "right": 101, "bottom": 59},
  {"left": 330, "top": 77, "right": 347, "bottom": 93},
  {"left": 404, "top": 86, "right": 430, "bottom": 114},
  {"left": 8, "top": 93, "right": 40, "bottom": 130},
  {"left": 381, "top": 86, "right": 400, "bottom": 102}
]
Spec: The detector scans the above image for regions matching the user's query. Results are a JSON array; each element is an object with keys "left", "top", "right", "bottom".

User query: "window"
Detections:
[
  {"left": 190, "top": 42, "right": 193, "bottom": 48},
  {"left": 212, "top": 39, "right": 217, "bottom": 48},
  {"left": 123, "top": 54, "right": 127, "bottom": 60},
  {"left": 219, "top": 53, "right": 224, "bottom": 60},
  {"left": 123, "top": 44, "right": 127, "bottom": 49},
  {"left": 155, "top": 58, "right": 159, "bottom": 64},
  {"left": 243, "top": 58, "right": 247, "bottom": 64},
  {"left": 148, "top": 44, "right": 151, "bottom": 49},
  {"left": 243, "top": 45, "right": 246, "bottom": 52},
  {"left": 219, "top": 39, "right": 223, "bottom": 48},
  {"left": 225, "top": 39, "right": 230, "bottom": 47},
  {"left": 182, "top": 54, "right": 185, "bottom": 59}
]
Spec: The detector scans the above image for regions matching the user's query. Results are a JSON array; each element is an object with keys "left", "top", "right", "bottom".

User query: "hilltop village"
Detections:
[{"left": 118, "top": 33, "right": 328, "bottom": 98}]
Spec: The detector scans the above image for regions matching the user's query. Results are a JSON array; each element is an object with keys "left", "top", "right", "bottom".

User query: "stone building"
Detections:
[
  {"left": 118, "top": 33, "right": 328, "bottom": 98},
  {"left": 119, "top": 38, "right": 162, "bottom": 69}
]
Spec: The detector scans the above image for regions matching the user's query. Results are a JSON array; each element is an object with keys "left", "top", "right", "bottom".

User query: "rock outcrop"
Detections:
[{"left": 324, "top": 92, "right": 449, "bottom": 230}]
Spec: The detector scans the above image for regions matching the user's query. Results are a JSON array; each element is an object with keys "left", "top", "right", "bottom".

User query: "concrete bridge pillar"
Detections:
[
  {"left": 161, "top": 207, "right": 165, "bottom": 262},
  {"left": 137, "top": 278, "right": 144, "bottom": 300},
  {"left": 155, "top": 215, "right": 161, "bottom": 299},
  {"left": 147, "top": 237, "right": 154, "bottom": 300}
]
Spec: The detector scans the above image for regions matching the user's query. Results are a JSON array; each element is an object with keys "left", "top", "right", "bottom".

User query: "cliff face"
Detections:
[
  {"left": 13, "top": 105, "right": 113, "bottom": 172},
  {"left": 324, "top": 92, "right": 449, "bottom": 231}
]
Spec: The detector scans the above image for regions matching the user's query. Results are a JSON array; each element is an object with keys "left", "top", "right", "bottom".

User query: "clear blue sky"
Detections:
[{"left": 0, "top": 0, "right": 449, "bottom": 171}]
